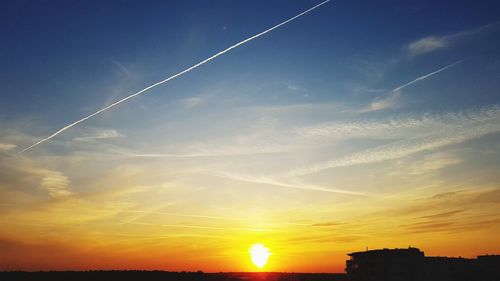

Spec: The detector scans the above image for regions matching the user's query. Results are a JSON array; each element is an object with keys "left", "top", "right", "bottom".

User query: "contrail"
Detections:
[
  {"left": 364, "top": 60, "right": 463, "bottom": 112},
  {"left": 19, "top": 0, "right": 332, "bottom": 153},
  {"left": 392, "top": 60, "right": 463, "bottom": 92}
]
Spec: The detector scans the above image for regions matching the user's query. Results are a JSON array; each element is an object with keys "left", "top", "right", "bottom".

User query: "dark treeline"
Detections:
[{"left": 0, "top": 271, "right": 347, "bottom": 281}]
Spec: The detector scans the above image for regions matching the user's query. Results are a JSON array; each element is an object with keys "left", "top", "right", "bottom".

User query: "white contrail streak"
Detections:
[
  {"left": 361, "top": 60, "right": 463, "bottom": 112},
  {"left": 19, "top": 0, "right": 331, "bottom": 153},
  {"left": 392, "top": 60, "right": 463, "bottom": 92}
]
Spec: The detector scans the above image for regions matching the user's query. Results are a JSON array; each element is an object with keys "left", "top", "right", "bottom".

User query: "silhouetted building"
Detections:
[
  {"left": 346, "top": 247, "right": 500, "bottom": 281},
  {"left": 346, "top": 247, "right": 424, "bottom": 281}
]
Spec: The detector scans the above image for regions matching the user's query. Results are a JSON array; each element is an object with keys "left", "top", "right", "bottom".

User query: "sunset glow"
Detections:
[{"left": 1, "top": 0, "right": 500, "bottom": 274}]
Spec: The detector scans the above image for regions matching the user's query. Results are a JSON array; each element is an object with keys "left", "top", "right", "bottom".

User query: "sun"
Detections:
[{"left": 249, "top": 243, "right": 271, "bottom": 269}]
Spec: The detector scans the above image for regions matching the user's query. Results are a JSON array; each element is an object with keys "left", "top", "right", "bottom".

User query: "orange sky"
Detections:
[{"left": 1, "top": 183, "right": 499, "bottom": 272}]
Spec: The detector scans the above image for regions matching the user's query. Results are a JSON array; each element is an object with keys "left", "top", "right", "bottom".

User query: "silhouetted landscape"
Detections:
[
  {"left": 0, "top": 271, "right": 347, "bottom": 281},
  {"left": 2, "top": 247, "right": 500, "bottom": 281}
]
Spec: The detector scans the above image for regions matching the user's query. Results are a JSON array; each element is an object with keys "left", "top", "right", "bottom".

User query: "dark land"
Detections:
[{"left": 0, "top": 271, "right": 347, "bottom": 281}]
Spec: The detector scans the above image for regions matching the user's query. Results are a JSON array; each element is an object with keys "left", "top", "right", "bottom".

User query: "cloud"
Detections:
[
  {"left": 286, "top": 83, "right": 309, "bottom": 96},
  {"left": 216, "top": 172, "right": 370, "bottom": 196},
  {"left": 287, "top": 105, "right": 500, "bottom": 176},
  {"left": 408, "top": 36, "right": 449, "bottom": 56},
  {"left": 408, "top": 152, "right": 463, "bottom": 175},
  {"left": 417, "top": 209, "right": 465, "bottom": 220},
  {"left": 351, "top": 187, "right": 500, "bottom": 240},
  {"left": 407, "top": 22, "right": 500, "bottom": 57},
  {"left": 368, "top": 90, "right": 401, "bottom": 111},
  {"left": 0, "top": 143, "right": 17, "bottom": 151},
  {"left": 311, "top": 222, "right": 344, "bottom": 227},
  {"left": 73, "top": 128, "right": 122, "bottom": 142},
  {"left": 290, "top": 114, "right": 437, "bottom": 141},
  {"left": 110, "top": 59, "right": 132, "bottom": 79},
  {"left": 180, "top": 97, "right": 203, "bottom": 109},
  {"left": 115, "top": 103, "right": 498, "bottom": 164},
  {"left": 249, "top": 102, "right": 342, "bottom": 115},
  {"left": 399, "top": 189, "right": 500, "bottom": 234},
  {"left": 287, "top": 84, "right": 301, "bottom": 92},
  {"left": 290, "top": 123, "right": 499, "bottom": 176},
  {"left": 37, "top": 169, "right": 72, "bottom": 197},
  {"left": 124, "top": 210, "right": 237, "bottom": 222},
  {"left": 0, "top": 150, "right": 74, "bottom": 199},
  {"left": 130, "top": 221, "right": 270, "bottom": 232}
]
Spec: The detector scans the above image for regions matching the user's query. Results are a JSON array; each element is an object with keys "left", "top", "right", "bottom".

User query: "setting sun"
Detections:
[{"left": 249, "top": 243, "right": 271, "bottom": 269}]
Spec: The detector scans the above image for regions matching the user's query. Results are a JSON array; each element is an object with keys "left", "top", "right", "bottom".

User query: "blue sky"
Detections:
[
  {"left": 2, "top": 0, "right": 500, "bottom": 121},
  {"left": 1, "top": 0, "right": 500, "bottom": 272}
]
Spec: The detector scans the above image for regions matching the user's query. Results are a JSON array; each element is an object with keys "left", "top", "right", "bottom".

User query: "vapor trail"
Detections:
[
  {"left": 392, "top": 60, "right": 463, "bottom": 92},
  {"left": 19, "top": 0, "right": 331, "bottom": 153},
  {"left": 365, "top": 60, "right": 463, "bottom": 111}
]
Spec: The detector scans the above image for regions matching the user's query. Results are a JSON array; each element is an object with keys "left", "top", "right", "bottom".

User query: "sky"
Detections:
[{"left": 1, "top": 0, "right": 500, "bottom": 273}]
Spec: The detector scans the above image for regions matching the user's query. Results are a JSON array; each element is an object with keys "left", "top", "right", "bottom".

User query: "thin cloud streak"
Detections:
[
  {"left": 73, "top": 128, "right": 122, "bottom": 142},
  {"left": 288, "top": 105, "right": 500, "bottom": 176},
  {"left": 407, "top": 22, "right": 500, "bottom": 57},
  {"left": 130, "top": 222, "right": 270, "bottom": 232},
  {"left": 407, "top": 36, "right": 448, "bottom": 56},
  {"left": 110, "top": 149, "right": 283, "bottom": 158},
  {"left": 125, "top": 210, "right": 238, "bottom": 221},
  {"left": 0, "top": 143, "right": 17, "bottom": 151},
  {"left": 112, "top": 104, "right": 496, "bottom": 160},
  {"left": 217, "top": 172, "right": 370, "bottom": 196},
  {"left": 19, "top": 0, "right": 332, "bottom": 153}
]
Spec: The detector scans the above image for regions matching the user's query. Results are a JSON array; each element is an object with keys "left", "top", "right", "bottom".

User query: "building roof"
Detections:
[{"left": 348, "top": 247, "right": 424, "bottom": 258}]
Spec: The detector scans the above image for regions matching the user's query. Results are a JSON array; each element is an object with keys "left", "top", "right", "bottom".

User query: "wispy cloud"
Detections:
[
  {"left": 0, "top": 143, "right": 17, "bottom": 152},
  {"left": 130, "top": 221, "right": 270, "bottom": 232},
  {"left": 286, "top": 82, "right": 309, "bottom": 96},
  {"left": 416, "top": 209, "right": 465, "bottom": 220},
  {"left": 368, "top": 90, "right": 401, "bottom": 111},
  {"left": 287, "top": 105, "right": 500, "bottom": 176},
  {"left": 179, "top": 97, "right": 203, "bottom": 109},
  {"left": 32, "top": 169, "right": 73, "bottom": 197},
  {"left": 110, "top": 59, "right": 132, "bottom": 79},
  {"left": 115, "top": 101, "right": 493, "bottom": 162},
  {"left": 37, "top": 169, "right": 72, "bottom": 197},
  {"left": 311, "top": 221, "right": 344, "bottom": 227},
  {"left": 125, "top": 210, "right": 238, "bottom": 221},
  {"left": 19, "top": 0, "right": 332, "bottom": 153},
  {"left": 408, "top": 36, "right": 449, "bottom": 56},
  {"left": 73, "top": 128, "right": 122, "bottom": 142},
  {"left": 408, "top": 152, "right": 463, "bottom": 175},
  {"left": 287, "top": 84, "right": 302, "bottom": 92},
  {"left": 396, "top": 189, "right": 500, "bottom": 234},
  {"left": 216, "top": 172, "right": 370, "bottom": 196},
  {"left": 407, "top": 22, "right": 500, "bottom": 57}
]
